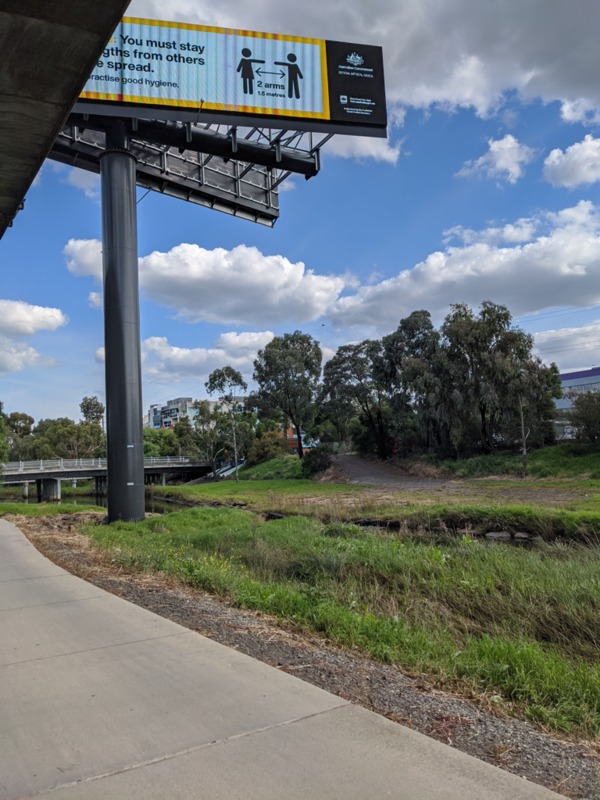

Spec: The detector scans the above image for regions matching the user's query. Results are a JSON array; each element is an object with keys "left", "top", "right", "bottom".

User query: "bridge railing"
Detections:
[{"left": 1, "top": 456, "right": 191, "bottom": 475}]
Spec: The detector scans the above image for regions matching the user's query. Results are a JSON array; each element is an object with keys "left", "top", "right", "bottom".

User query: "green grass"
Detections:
[
  {"left": 0, "top": 502, "right": 103, "bottom": 516},
  {"left": 82, "top": 505, "right": 600, "bottom": 737},
  {"left": 438, "top": 443, "right": 600, "bottom": 478},
  {"left": 238, "top": 455, "right": 303, "bottom": 480}
]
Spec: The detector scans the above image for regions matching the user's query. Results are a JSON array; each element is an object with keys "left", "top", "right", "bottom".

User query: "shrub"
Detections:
[
  {"left": 301, "top": 444, "right": 333, "bottom": 477},
  {"left": 246, "top": 430, "right": 288, "bottom": 466}
]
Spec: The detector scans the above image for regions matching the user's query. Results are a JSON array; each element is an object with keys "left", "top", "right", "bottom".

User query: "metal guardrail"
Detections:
[{"left": 1, "top": 457, "right": 190, "bottom": 475}]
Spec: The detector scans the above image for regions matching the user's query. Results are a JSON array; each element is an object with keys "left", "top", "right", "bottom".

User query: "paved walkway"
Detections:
[{"left": 0, "top": 518, "right": 564, "bottom": 799}]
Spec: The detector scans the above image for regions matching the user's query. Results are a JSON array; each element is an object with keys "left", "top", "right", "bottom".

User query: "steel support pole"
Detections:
[{"left": 100, "top": 123, "right": 145, "bottom": 522}]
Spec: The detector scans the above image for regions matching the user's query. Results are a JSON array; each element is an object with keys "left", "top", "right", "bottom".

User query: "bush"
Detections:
[
  {"left": 246, "top": 430, "right": 288, "bottom": 466},
  {"left": 301, "top": 444, "right": 333, "bottom": 477}
]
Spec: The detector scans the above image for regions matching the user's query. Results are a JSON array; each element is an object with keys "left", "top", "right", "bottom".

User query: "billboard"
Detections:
[{"left": 79, "top": 18, "right": 387, "bottom": 136}]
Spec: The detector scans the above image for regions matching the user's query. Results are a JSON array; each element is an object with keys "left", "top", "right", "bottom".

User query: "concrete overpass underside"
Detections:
[{"left": 0, "top": 0, "right": 131, "bottom": 238}]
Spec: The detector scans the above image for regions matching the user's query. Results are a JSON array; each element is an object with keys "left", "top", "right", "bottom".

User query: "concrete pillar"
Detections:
[
  {"left": 22, "top": 482, "right": 29, "bottom": 499},
  {"left": 41, "top": 479, "right": 61, "bottom": 501}
]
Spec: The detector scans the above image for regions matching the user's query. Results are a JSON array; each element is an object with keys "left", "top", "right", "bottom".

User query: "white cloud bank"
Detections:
[
  {"left": 544, "top": 135, "right": 600, "bottom": 188},
  {"left": 65, "top": 200, "right": 600, "bottom": 340},
  {"left": 139, "top": 244, "right": 344, "bottom": 325},
  {"left": 329, "top": 200, "right": 600, "bottom": 332},
  {"left": 457, "top": 135, "right": 535, "bottom": 184},
  {"left": 64, "top": 240, "right": 344, "bottom": 326},
  {"left": 142, "top": 331, "right": 274, "bottom": 383}
]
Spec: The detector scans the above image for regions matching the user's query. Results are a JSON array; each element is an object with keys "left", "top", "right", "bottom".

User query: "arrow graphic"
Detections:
[{"left": 256, "top": 67, "right": 286, "bottom": 79}]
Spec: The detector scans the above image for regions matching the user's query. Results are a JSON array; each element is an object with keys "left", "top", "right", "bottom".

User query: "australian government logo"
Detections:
[
  {"left": 346, "top": 52, "right": 364, "bottom": 67},
  {"left": 338, "top": 51, "right": 374, "bottom": 79}
]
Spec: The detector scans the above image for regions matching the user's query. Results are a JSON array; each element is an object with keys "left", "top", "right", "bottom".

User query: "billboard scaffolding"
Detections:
[{"left": 50, "top": 115, "right": 332, "bottom": 225}]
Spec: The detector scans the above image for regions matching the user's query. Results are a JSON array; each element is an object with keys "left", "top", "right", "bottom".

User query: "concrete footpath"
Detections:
[{"left": 0, "top": 518, "right": 564, "bottom": 800}]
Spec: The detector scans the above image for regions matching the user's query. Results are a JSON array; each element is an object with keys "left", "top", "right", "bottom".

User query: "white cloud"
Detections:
[
  {"left": 326, "top": 134, "right": 401, "bottom": 164},
  {"left": 129, "top": 0, "right": 600, "bottom": 121},
  {"left": 64, "top": 239, "right": 344, "bottom": 324},
  {"left": 139, "top": 243, "right": 344, "bottom": 325},
  {"left": 64, "top": 169, "right": 101, "bottom": 200},
  {"left": 142, "top": 331, "right": 274, "bottom": 383},
  {"left": 0, "top": 336, "right": 57, "bottom": 374},
  {"left": 444, "top": 215, "right": 539, "bottom": 246},
  {"left": 544, "top": 135, "right": 600, "bottom": 188},
  {"left": 534, "top": 319, "right": 600, "bottom": 370},
  {"left": 330, "top": 201, "right": 600, "bottom": 333},
  {"left": 88, "top": 292, "right": 103, "bottom": 309},
  {"left": 457, "top": 135, "right": 535, "bottom": 184},
  {"left": 560, "top": 99, "right": 600, "bottom": 126},
  {"left": 0, "top": 300, "right": 68, "bottom": 336},
  {"left": 0, "top": 300, "right": 67, "bottom": 375},
  {"left": 64, "top": 239, "right": 102, "bottom": 280}
]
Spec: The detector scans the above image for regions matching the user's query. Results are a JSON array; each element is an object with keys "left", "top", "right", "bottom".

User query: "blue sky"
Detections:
[{"left": 2, "top": 0, "right": 600, "bottom": 422}]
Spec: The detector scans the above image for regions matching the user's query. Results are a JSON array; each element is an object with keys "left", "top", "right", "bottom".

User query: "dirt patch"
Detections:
[{"left": 9, "top": 512, "right": 598, "bottom": 800}]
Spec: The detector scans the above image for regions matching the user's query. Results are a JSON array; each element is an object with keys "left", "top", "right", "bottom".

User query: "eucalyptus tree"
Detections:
[
  {"left": 253, "top": 331, "right": 322, "bottom": 458},
  {"left": 321, "top": 339, "right": 395, "bottom": 459},
  {"left": 206, "top": 366, "right": 248, "bottom": 481}
]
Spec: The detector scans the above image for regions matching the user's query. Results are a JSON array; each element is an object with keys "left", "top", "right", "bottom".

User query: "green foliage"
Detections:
[
  {"left": 245, "top": 429, "right": 287, "bottom": 466},
  {"left": 568, "top": 392, "right": 600, "bottom": 444},
  {"left": 84, "top": 505, "right": 600, "bottom": 736},
  {"left": 79, "top": 395, "right": 105, "bottom": 425},
  {"left": 239, "top": 455, "right": 302, "bottom": 480},
  {"left": 143, "top": 427, "right": 179, "bottom": 457},
  {"left": 301, "top": 444, "right": 333, "bottom": 477},
  {"left": 321, "top": 340, "right": 396, "bottom": 460},
  {"left": 205, "top": 366, "right": 249, "bottom": 480},
  {"left": 0, "top": 503, "right": 102, "bottom": 515},
  {"left": 253, "top": 331, "right": 322, "bottom": 458},
  {"left": 438, "top": 443, "right": 600, "bottom": 478},
  {"left": 0, "top": 412, "right": 8, "bottom": 463},
  {"left": 24, "top": 417, "right": 106, "bottom": 460}
]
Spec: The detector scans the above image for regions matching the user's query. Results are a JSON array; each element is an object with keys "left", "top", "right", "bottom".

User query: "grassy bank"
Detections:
[
  {"left": 82, "top": 505, "right": 600, "bottom": 737},
  {"left": 438, "top": 443, "right": 600, "bottom": 479}
]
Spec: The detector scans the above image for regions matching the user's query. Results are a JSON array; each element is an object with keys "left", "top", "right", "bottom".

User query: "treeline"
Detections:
[
  {"left": 5, "top": 302, "right": 597, "bottom": 469},
  {"left": 252, "top": 302, "right": 562, "bottom": 461}
]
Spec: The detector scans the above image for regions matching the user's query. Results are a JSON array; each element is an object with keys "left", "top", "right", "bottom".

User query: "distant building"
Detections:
[
  {"left": 146, "top": 397, "right": 197, "bottom": 429},
  {"left": 556, "top": 367, "right": 600, "bottom": 411},
  {"left": 555, "top": 366, "right": 600, "bottom": 438}
]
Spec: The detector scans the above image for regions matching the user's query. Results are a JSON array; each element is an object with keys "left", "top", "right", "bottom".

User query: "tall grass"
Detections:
[
  {"left": 84, "top": 506, "right": 600, "bottom": 737},
  {"left": 438, "top": 443, "right": 600, "bottom": 478}
]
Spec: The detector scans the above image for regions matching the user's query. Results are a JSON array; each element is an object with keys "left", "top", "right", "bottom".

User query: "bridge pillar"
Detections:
[
  {"left": 36, "top": 480, "right": 42, "bottom": 502},
  {"left": 41, "top": 478, "right": 61, "bottom": 501},
  {"left": 95, "top": 476, "right": 107, "bottom": 496},
  {"left": 22, "top": 482, "right": 29, "bottom": 499},
  {"left": 100, "top": 122, "right": 145, "bottom": 523}
]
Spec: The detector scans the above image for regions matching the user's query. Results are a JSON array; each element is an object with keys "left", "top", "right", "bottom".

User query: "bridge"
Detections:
[{"left": 1, "top": 457, "right": 211, "bottom": 500}]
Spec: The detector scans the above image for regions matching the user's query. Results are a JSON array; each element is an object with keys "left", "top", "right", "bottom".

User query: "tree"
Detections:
[
  {"left": 383, "top": 310, "right": 442, "bottom": 453},
  {"left": 205, "top": 366, "right": 248, "bottom": 481},
  {"left": 173, "top": 417, "right": 199, "bottom": 458},
  {"left": 569, "top": 392, "right": 600, "bottom": 445},
  {"left": 321, "top": 340, "right": 395, "bottom": 460},
  {"left": 28, "top": 417, "right": 106, "bottom": 459},
  {"left": 253, "top": 331, "right": 322, "bottom": 459},
  {"left": 0, "top": 411, "right": 9, "bottom": 464},
  {"left": 5, "top": 412, "right": 35, "bottom": 460},
  {"left": 143, "top": 427, "right": 179, "bottom": 457},
  {"left": 80, "top": 396, "right": 105, "bottom": 425},
  {"left": 193, "top": 400, "right": 230, "bottom": 477},
  {"left": 439, "top": 302, "right": 550, "bottom": 456}
]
